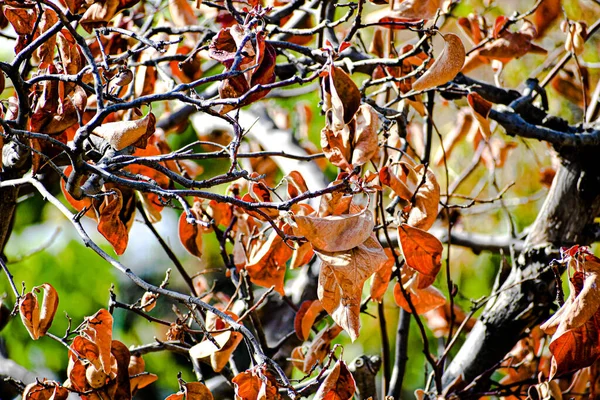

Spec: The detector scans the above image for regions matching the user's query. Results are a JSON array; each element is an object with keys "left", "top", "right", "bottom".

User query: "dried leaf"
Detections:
[
  {"left": 169, "top": 0, "right": 197, "bottom": 28},
  {"left": 322, "top": 65, "right": 361, "bottom": 130},
  {"left": 316, "top": 236, "right": 388, "bottom": 340},
  {"left": 36, "top": 283, "right": 59, "bottom": 337},
  {"left": 314, "top": 359, "right": 356, "bottom": 400},
  {"left": 541, "top": 250, "right": 600, "bottom": 377},
  {"left": 232, "top": 365, "right": 281, "bottom": 400},
  {"left": 433, "top": 109, "right": 473, "bottom": 166},
  {"left": 534, "top": 0, "right": 561, "bottom": 37},
  {"left": 393, "top": 279, "right": 446, "bottom": 314},
  {"left": 467, "top": 92, "right": 492, "bottom": 139},
  {"left": 92, "top": 111, "right": 156, "bottom": 150},
  {"left": 398, "top": 224, "right": 443, "bottom": 288},
  {"left": 370, "top": 248, "right": 397, "bottom": 302},
  {"left": 189, "top": 311, "right": 243, "bottom": 372},
  {"left": 304, "top": 324, "right": 343, "bottom": 373},
  {"left": 293, "top": 208, "right": 374, "bottom": 252},
  {"left": 178, "top": 201, "right": 205, "bottom": 258},
  {"left": 80, "top": 0, "right": 119, "bottom": 33},
  {"left": 97, "top": 188, "right": 129, "bottom": 255},
  {"left": 19, "top": 292, "right": 40, "bottom": 339},
  {"left": 245, "top": 229, "right": 293, "bottom": 295},
  {"left": 412, "top": 33, "right": 465, "bottom": 92},
  {"left": 23, "top": 380, "right": 68, "bottom": 400},
  {"left": 82, "top": 309, "right": 114, "bottom": 374},
  {"left": 294, "top": 300, "right": 324, "bottom": 341}
]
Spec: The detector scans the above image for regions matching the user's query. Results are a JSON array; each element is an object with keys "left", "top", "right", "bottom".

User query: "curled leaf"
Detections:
[
  {"left": 92, "top": 111, "right": 156, "bottom": 150},
  {"left": 412, "top": 33, "right": 465, "bottom": 92}
]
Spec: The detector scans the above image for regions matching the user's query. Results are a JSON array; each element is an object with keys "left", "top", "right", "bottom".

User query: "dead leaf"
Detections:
[
  {"left": 294, "top": 300, "right": 324, "bottom": 341},
  {"left": 534, "top": 0, "right": 561, "bottom": 37},
  {"left": 370, "top": 248, "right": 397, "bottom": 302},
  {"left": 97, "top": 188, "right": 130, "bottom": 255},
  {"left": 541, "top": 250, "right": 600, "bottom": 378},
  {"left": 398, "top": 224, "right": 443, "bottom": 288},
  {"left": 179, "top": 201, "right": 205, "bottom": 258},
  {"left": 322, "top": 65, "right": 361, "bottom": 130},
  {"left": 23, "top": 380, "right": 68, "bottom": 400},
  {"left": 19, "top": 283, "right": 58, "bottom": 340},
  {"left": 293, "top": 208, "right": 375, "bottom": 253},
  {"left": 82, "top": 309, "right": 114, "bottom": 374},
  {"left": 393, "top": 279, "right": 446, "bottom": 314},
  {"left": 245, "top": 228, "right": 293, "bottom": 295},
  {"left": 314, "top": 359, "right": 356, "bottom": 400},
  {"left": 467, "top": 92, "right": 492, "bottom": 139},
  {"left": 92, "top": 110, "right": 156, "bottom": 150},
  {"left": 232, "top": 365, "right": 281, "bottom": 400},
  {"left": 316, "top": 235, "right": 388, "bottom": 340},
  {"left": 412, "top": 33, "right": 465, "bottom": 92},
  {"left": 80, "top": 0, "right": 120, "bottom": 33},
  {"left": 303, "top": 324, "right": 343, "bottom": 373}
]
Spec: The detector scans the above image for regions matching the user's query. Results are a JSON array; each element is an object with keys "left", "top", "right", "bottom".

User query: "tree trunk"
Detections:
[{"left": 442, "top": 155, "right": 600, "bottom": 394}]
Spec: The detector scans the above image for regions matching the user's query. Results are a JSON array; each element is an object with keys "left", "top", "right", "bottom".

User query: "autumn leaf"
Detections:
[
  {"left": 245, "top": 228, "right": 293, "bottom": 295},
  {"left": 380, "top": 163, "right": 440, "bottom": 230},
  {"left": 82, "top": 309, "right": 114, "bottom": 374},
  {"left": 322, "top": 65, "right": 361, "bottom": 130},
  {"left": 314, "top": 359, "right": 356, "bottom": 400},
  {"left": 179, "top": 201, "right": 205, "bottom": 258},
  {"left": 370, "top": 248, "right": 397, "bottom": 302},
  {"left": 23, "top": 380, "right": 68, "bottom": 400},
  {"left": 169, "top": 0, "right": 197, "bottom": 28},
  {"left": 188, "top": 310, "right": 243, "bottom": 372},
  {"left": 97, "top": 187, "right": 130, "bottom": 255},
  {"left": 433, "top": 109, "right": 473, "bottom": 166},
  {"left": 398, "top": 224, "right": 443, "bottom": 288},
  {"left": 302, "top": 324, "right": 344, "bottom": 373},
  {"left": 316, "top": 235, "right": 388, "bottom": 340},
  {"left": 294, "top": 300, "right": 324, "bottom": 341},
  {"left": 467, "top": 92, "right": 493, "bottom": 139},
  {"left": 232, "top": 365, "right": 281, "bottom": 400},
  {"left": 393, "top": 279, "right": 446, "bottom": 315},
  {"left": 80, "top": 0, "right": 120, "bottom": 33},
  {"left": 541, "top": 250, "right": 600, "bottom": 378},
  {"left": 19, "top": 283, "right": 59, "bottom": 340},
  {"left": 534, "top": 0, "right": 561, "bottom": 37},
  {"left": 92, "top": 110, "right": 156, "bottom": 151},
  {"left": 412, "top": 33, "right": 465, "bottom": 92}
]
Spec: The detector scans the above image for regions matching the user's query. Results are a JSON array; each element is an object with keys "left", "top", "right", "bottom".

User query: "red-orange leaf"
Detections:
[{"left": 398, "top": 224, "right": 443, "bottom": 288}]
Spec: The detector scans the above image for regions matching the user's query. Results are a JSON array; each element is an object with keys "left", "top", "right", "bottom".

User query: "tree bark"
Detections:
[{"left": 442, "top": 155, "right": 600, "bottom": 394}]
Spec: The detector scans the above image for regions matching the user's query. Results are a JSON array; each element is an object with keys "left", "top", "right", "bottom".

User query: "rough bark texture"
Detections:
[
  {"left": 442, "top": 155, "right": 600, "bottom": 394},
  {"left": 0, "top": 173, "right": 18, "bottom": 256}
]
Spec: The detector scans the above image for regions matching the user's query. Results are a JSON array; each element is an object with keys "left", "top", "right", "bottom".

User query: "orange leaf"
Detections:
[
  {"left": 82, "top": 309, "right": 114, "bottom": 374},
  {"left": 92, "top": 110, "right": 156, "bottom": 150},
  {"left": 189, "top": 311, "right": 243, "bottom": 372},
  {"left": 467, "top": 92, "right": 492, "bottom": 139},
  {"left": 304, "top": 324, "right": 343, "bottom": 373},
  {"left": 370, "top": 248, "right": 397, "bottom": 302},
  {"left": 323, "top": 65, "right": 361, "bottom": 130},
  {"left": 232, "top": 365, "right": 281, "bottom": 400},
  {"left": 293, "top": 208, "right": 375, "bottom": 252},
  {"left": 79, "top": 0, "right": 119, "bottom": 33},
  {"left": 178, "top": 201, "right": 205, "bottom": 258},
  {"left": 97, "top": 188, "right": 129, "bottom": 255},
  {"left": 294, "top": 300, "right": 324, "bottom": 341},
  {"left": 393, "top": 280, "right": 446, "bottom": 315},
  {"left": 245, "top": 229, "right": 293, "bottom": 295},
  {"left": 19, "top": 292, "right": 40, "bottom": 340},
  {"left": 316, "top": 235, "right": 388, "bottom": 340},
  {"left": 398, "top": 224, "right": 443, "bottom": 288},
  {"left": 36, "top": 283, "right": 59, "bottom": 337},
  {"left": 23, "top": 380, "right": 68, "bottom": 400},
  {"left": 314, "top": 359, "right": 356, "bottom": 400},
  {"left": 412, "top": 33, "right": 465, "bottom": 92}
]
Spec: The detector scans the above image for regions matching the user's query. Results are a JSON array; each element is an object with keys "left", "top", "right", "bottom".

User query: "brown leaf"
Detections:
[
  {"left": 19, "top": 292, "right": 40, "bottom": 340},
  {"left": 97, "top": 188, "right": 130, "bottom": 255},
  {"left": 37, "top": 9, "right": 58, "bottom": 69},
  {"left": 467, "top": 92, "right": 492, "bottom": 139},
  {"left": 82, "top": 309, "right": 114, "bottom": 374},
  {"left": 412, "top": 33, "right": 465, "bottom": 92},
  {"left": 423, "top": 303, "right": 475, "bottom": 338},
  {"left": 370, "top": 248, "right": 397, "bottom": 302},
  {"left": 294, "top": 300, "right": 324, "bottom": 341},
  {"left": 92, "top": 111, "right": 156, "bottom": 150},
  {"left": 380, "top": 163, "right": 440, "bottom": 230},
  {"left": 23, "top": 380, "right": 68, "bottom": 400},
  {"left": 322, "top": 65, "right": 361, "bottom": 130},
  {"left": 314, "top": 359, "right": 356, "bottom": 400},
  {"left": 169, "top": 0, "right": 197, "bottom": 28},
  {"left": 189, "top": 311, "right": 243, "bottom": 372},
  {"left": 316, "top": 235, "right": 388, "bottom": 340},
  {"left": 304, "top": 324, "right": 343, "bottom": 373},
  {"left": 36, "top": 283, "right": 59, "bottom": 337},
  {"left": 4, "top": 7, "right": 37, "bottom": 35},
  {"left": 245, "top": 228, "right": 293, "bottom": 295},
  {"left": 392, "top": 0, "right": 446, "bottom": 20},
  {"left": 109, "top": 340, "right": 132, "bottom": 400},
  {"left": 233, "top": 365, "right": 281, "bottom": 400},
  {"left": 80, "top": 0, "right": 119, "bottom": 33},
  {"left": 541, "top": 250, "right": 600, "bottom": 377},
  {"left": 393, "top": 280, "right": 446, "bottom": 314},
  {"left": 534, "top": 0, "right": 561, "bottom": 37},
  {"left": 293, "top": 208, "right": 375, "bottom": 253},
  {"left": 178, "top": 201, "right": 205, "bottom": 258},
  {"left": 350, "top": 104, "right": 381, "bottom": 166},
  {"left": 398, "top": 224, "right": 443, "bottom": 288}
]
